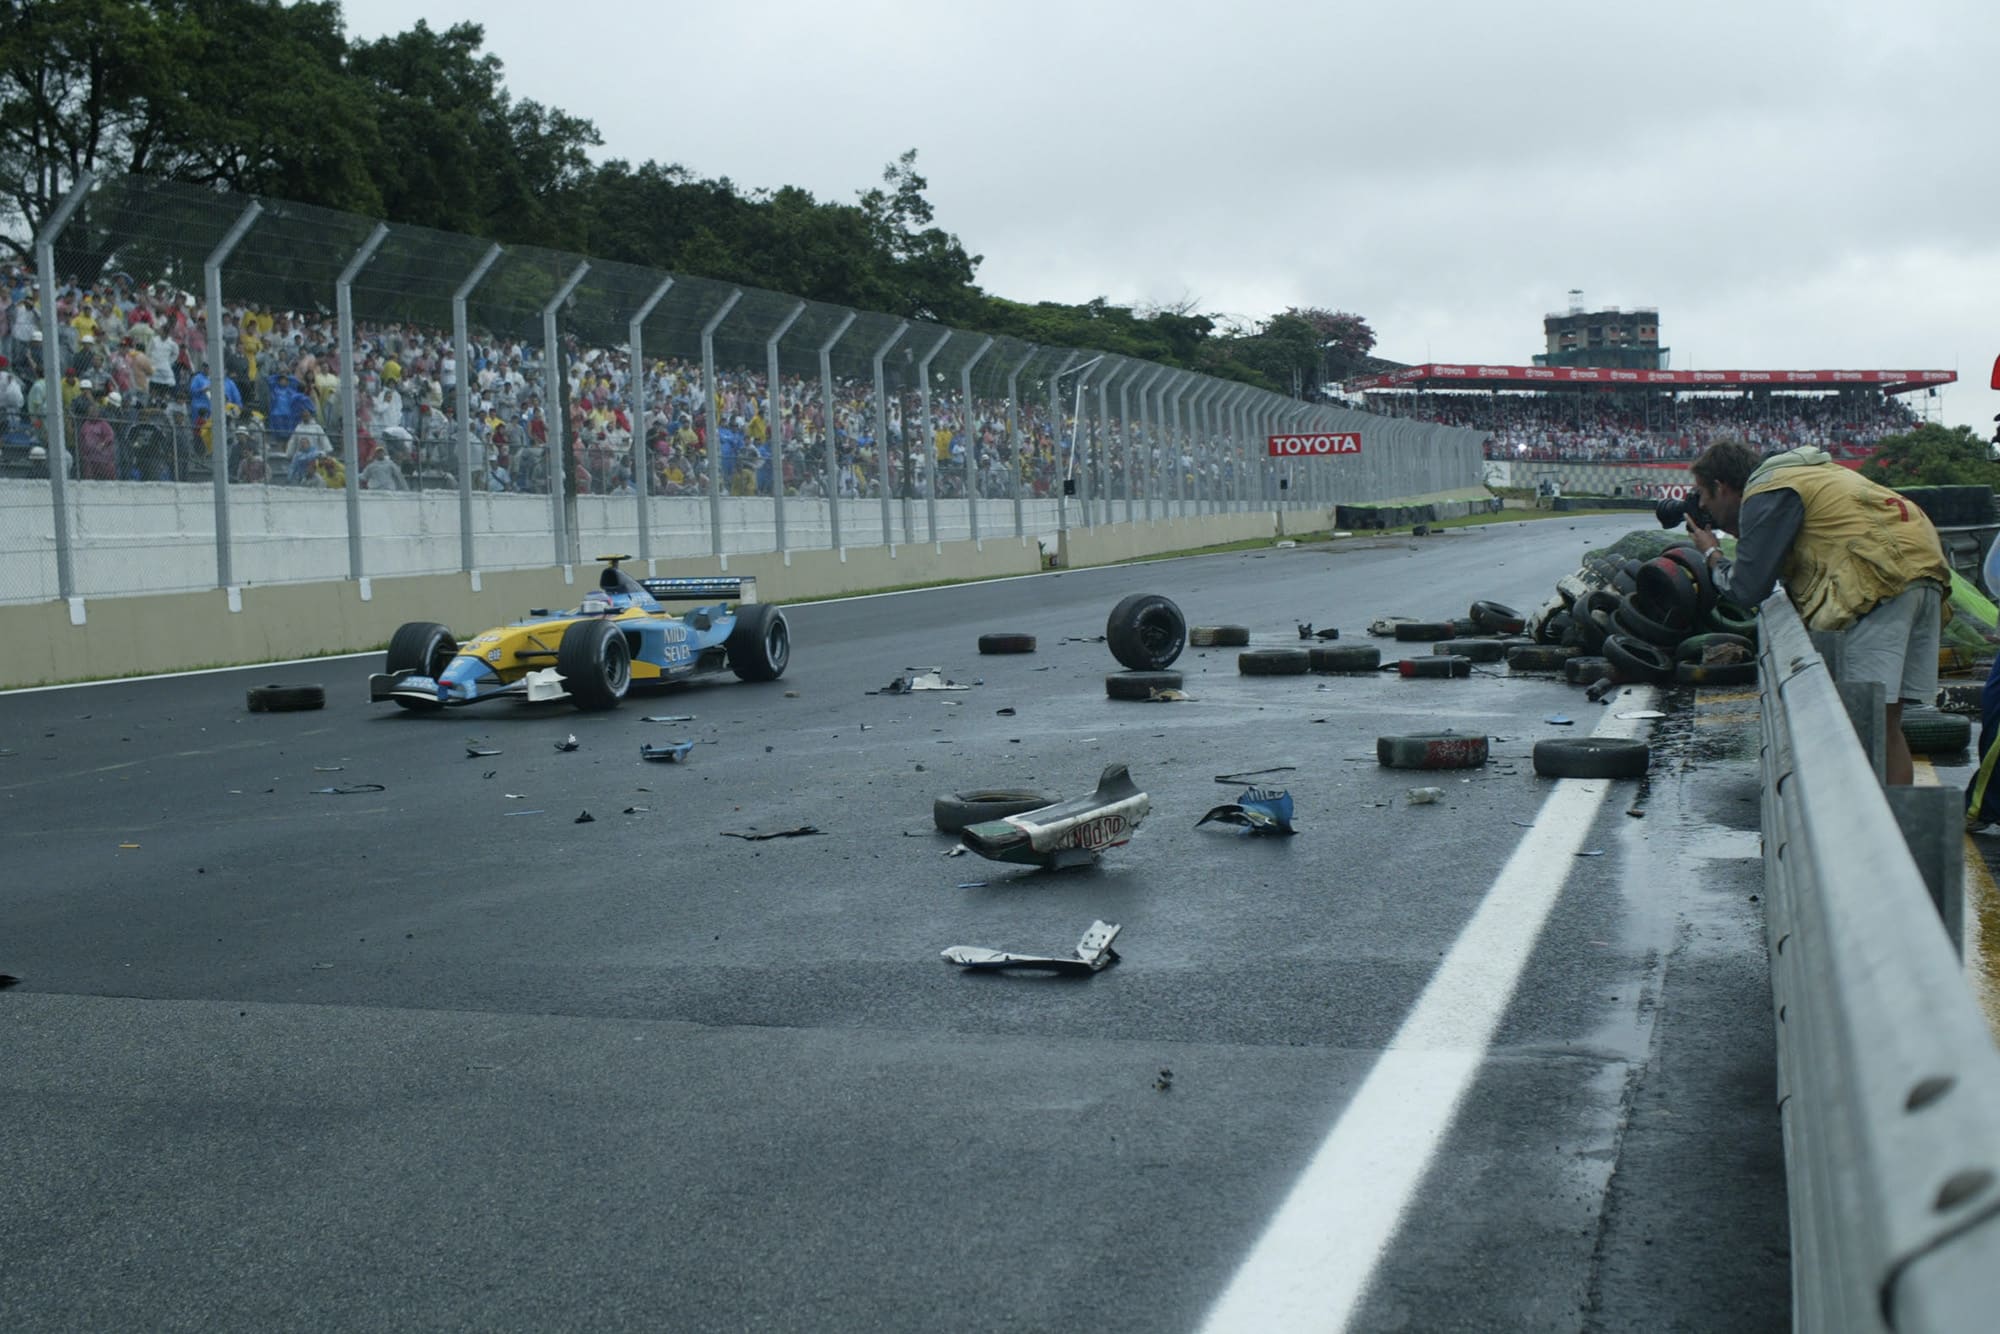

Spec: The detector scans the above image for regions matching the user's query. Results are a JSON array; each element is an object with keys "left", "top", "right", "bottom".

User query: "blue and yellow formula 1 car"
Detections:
[{"left": 369, "top": 555, "right": 789, "bottom": 712}]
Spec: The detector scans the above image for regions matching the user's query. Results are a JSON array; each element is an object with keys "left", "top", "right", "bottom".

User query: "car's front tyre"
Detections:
[
  {"left": 558, "top": 619, "right": 632, "bottom": 710},
  {"left": 726, "top": 604, "right": 790, "bottom": 681}
]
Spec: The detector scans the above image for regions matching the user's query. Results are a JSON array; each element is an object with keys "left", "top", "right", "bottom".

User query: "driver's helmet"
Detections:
[{"left": 579, "top": 590, "right": 615, "bottom": 616}]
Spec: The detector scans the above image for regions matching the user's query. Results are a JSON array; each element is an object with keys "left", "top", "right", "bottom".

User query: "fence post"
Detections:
[
  {"left": 626, "top": 275, "right": 675, "bottom": 566},
  {"left": 764, "top": 300, "right": 805, "bottom": 555},
  {"left": 451, "top": 244, "right": 501, "bottom": 573},
  {"left": 540, "top": 261, "right": 590, "bottom": 567},
  {"left": 818, "top": 311, "right": 857, "bottom": 551},
  {"left": 959, "top": 336, "right": 994, "bottom": 542},
  {"left": 1167, "top": 374, "right": 1194, "bottom": 520},
  {"left": 1046, "top": 351, "right": 1082, "bottom": 550},
  {"left": 914, "top": 328, "right": 951, "bottom": 545},
  {"left": 1118, "top": 367, "right": 1140, "bottom": 525},
  {"left": 1005, "top": 345, "right": 1038, "bottom": 540},
  {"left": 335, "top": 222, "right": 389, "bottom": 582},
  {"left": 1093, "top": 361, "right": 1125, "bottom": 530},
  {"left": 203, "top": 200, "right": 263, "bottom": 590},
  {"left": 699, "top": 289, "right": 742, "bottom": 559},
  {"left": 34, "top": 173, "right": 92, "bottom": 602},
  {"left": 869, "top": 321, "right": 908, "bottom": 549}
]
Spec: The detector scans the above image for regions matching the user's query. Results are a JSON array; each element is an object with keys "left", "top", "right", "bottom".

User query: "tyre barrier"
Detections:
[
  {"left": 1190, "top": 625, "right": 1251, "bottom": 647},
  {"left": 977, "top": 632, "right": 1037, "bottom": 654},
  {"left": 1432, "top": 638, "right": 1508, "bottom": 663},
  {"left": 1603, "top": 633, "right": 1675, "bottom": 685},
  {"left": 1399, "top": 654, "right": 1473, "bottom": 679},
  {"left": 1470, "top": 600, "right": 1526, "bottom": 635},
  {"left": 1564, "top": 655, "right": 1613, "bottom": 685},
  {"left": 1393, "top": 620, "right": 1457, "bottom": 642},
  {"left": 1505, "top": 644, "right": 1575, "bottom": 673}
]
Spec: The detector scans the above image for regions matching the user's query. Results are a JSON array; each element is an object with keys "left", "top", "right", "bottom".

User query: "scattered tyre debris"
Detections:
[
  {"left": 1406, "top": 786, "right": 1443, "bottom": 805},
  {"left": 1239, "top": 648, "right": 1311, "bottom": 676},
  {"left": 1398, "top": 654, "right": 1472, "bottom": 679},
  {"left": 1106, "top": 593, "right": 1187, "bottom": 671},
  {"left": 721, "top": 826, "right": 824, "bottom": 840},
  {"left": 933, "top": 789, "right": 1060, "bottom": 834},
  {"left": 1602, "top": 634, "right": 1675, "bottom": 685},
  {"left": 246, "top": 684, "right": 326, "bottom": 713},
  {"left": 977, "top": 632, "right": 1037, "bottom": 654},
  {"left": 1310, "top": 645, "right": 1381, "bottom": 672},
  {"left": 554, "top": 734, "right": 580, "bottom": 752},
  {"left": 1505, "top": 645, "right": 1575, "bottom": 673},
  {"left": 1190, "top": 625, "right": 1251, "bottom": 647},
  {"left": 1563, "top": 655, "right": 1613, "bottom": 685},
  {"left": 1106, "top": 670, "right": 1183, "bottom": 700},
  {"left": 1392, "top": 620, "right": 1455, "bottom": 642},
  {"left": 1532, "top": 737, "right": 1651, "bottom": 779},
  {"left": 1901, "top": 708, "right": 1972, "bottom": 754},
  {"left": 1377, "top": 732, "right": 1489, "bottom": 769},
  {"left": 957, "top": 763, "right": 1149, "bottom": 869},
  {"left": 1432, "top": 638, "right": 1507, "bottom": 663},
  {"left": 1470, "top": 600, "right": 1526, "bottom": 635},
  {"left": 942, "top": 920, "right": 1121, "bottom": 974}
]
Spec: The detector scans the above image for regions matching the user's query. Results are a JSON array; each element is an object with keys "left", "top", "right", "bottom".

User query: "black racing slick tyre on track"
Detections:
[
  {"left": 1470, "top": 601, "right": 1526, "bottom": 635},
  {"left": 1239, "top": 648, "right": 1311, "bottom": 676},
  {"left": 932, "top": 789, "right": 1058, "bottom": 834},
  {"left": 977, "top": 632, "right": 1037, "bottom": 655},
  {"left": 559, "top": 619, "right": 633, "bottom": 710},
  {"left": 1603, "top": 634, "right": 1676, "bottom": 685},
  {"left": 1310, "top": 645, "right": 1381, "bottom": 672},
  {"left": 1533, "top": 737, "right": 1652, "bottom": 780},
  {"left": 1901, "top": 708, "right": 1972, "bottom": 754},
  {"left": 385, "top": 621, "right": 457, "bottom": 711},
  {"left": 1105, "top": 670, "right": 1183, "bottom": 700},
  {"left": 1107, "top": 593, "right": 1186, "bottom": 671},
  {"left": 727, "top": 604, "right": 791, "bottom": 682},
  {"left": 1189, "top": 625, "right": 1250, "bottom": 647},
  {"left": 246, "top": 683, "right": 326, "bottom": 713},
  {"left": 1377, "top": 732, "right": 1490, "bottom": 770}
]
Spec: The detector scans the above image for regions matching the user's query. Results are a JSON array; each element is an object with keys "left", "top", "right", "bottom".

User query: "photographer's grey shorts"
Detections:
[{"left": 1840, "top": 582, "right": 1942, "bottom": 705}]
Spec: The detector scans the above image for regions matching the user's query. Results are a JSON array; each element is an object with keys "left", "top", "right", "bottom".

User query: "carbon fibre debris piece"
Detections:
[{"left": 942, "top": 920, "right": 1122, "bottom": 974}]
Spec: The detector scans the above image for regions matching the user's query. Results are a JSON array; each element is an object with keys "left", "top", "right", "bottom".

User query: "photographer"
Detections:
[{"left": 1682, "top": 439, "right": 1949, "bottom": 786}]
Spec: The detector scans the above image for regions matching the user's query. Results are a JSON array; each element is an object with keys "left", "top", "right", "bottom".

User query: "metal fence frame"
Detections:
[{"left": 5, "top": 172, "right": 1488, "bottom": 604}]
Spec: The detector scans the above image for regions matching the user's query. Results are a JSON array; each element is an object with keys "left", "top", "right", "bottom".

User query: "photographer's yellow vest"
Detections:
[{"left": 1744, "top": 463, "right": 1949, "bottom": 631}]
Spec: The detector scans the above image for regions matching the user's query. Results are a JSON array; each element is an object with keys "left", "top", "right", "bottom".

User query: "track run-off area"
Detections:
[{"left": 2, "top": 514, "right": 1791, "bottom": 1332}]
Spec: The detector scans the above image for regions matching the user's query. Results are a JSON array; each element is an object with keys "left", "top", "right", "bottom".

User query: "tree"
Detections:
[
  {"left": 1859, "top": 424, "right": 2000, "bottom": 489},
  {"left": 1284, "top": 307, "right": 1378, "bottom": 389}
]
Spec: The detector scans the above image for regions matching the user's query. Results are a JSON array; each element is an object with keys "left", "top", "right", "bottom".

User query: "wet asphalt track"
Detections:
[{"left": 0, "top": 515, "right": 1787, "bottom": 1332}]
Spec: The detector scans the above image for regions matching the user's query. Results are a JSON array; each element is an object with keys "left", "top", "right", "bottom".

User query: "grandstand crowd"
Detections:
[
  {"left": 0, "top": 266, "right": 1256, "bottom": 503},
  {"left": 1362, "top": 390, "right": 1920, "bottom": 462}
]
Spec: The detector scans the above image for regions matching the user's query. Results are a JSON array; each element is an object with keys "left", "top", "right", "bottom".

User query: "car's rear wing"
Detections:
[{"left": 640, "top": 575, "right": 758, "bottom": 605}]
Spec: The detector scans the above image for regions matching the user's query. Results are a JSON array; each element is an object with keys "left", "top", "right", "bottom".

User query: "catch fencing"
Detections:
[{"left": 2, "top": 173, "right": 1486, "bottom": 604}]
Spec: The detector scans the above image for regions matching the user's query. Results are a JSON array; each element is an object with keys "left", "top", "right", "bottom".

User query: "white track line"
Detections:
[{"left": 1201, "top": 691, "right": 1660, "bottom": 1333}]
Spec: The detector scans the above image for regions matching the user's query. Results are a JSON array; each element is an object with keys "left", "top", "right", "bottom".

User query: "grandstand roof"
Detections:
[{"left": 1344, "top": 363, "right": 1957, "bottom": 396}]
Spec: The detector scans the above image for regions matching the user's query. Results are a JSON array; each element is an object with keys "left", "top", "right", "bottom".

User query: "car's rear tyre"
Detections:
[
  {"left": 385, "top": 621, "right": 456, "bottom": 711},
  {"left": 933, "top": 789, "right": 1057, "bottom": 833},
  {"left": 1106, "top": 593, "right": 1186, "bottom": 671},
  {"left": 977, "top": 632, "right": 1036, "bottom": 655},
  {"left": 558, "top": 618, "right": 632, "bottom": 710},
  {"left": 246, "top": 683, "right": 325, "bottom": 713},
  {"left": 727, "top": 604, "right": 791, "bottom": 681}
]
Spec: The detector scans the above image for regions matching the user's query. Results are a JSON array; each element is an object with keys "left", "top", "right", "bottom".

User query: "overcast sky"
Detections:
[{"left": 342, "top": 0, "right": 2000, "bottom": 433}]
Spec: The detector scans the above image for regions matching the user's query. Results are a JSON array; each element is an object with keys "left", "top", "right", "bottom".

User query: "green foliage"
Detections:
[
  {"left": 1, "top": 4, "right": 1377, "bottom": 392},
  {"left": 1858, "top": 424, "right": 2000, "bottom": 488}
]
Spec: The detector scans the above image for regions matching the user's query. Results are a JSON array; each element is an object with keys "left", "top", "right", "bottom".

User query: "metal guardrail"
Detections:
[{"left": 1758, "top": 591, "right": 2000, "bottom": 1331}]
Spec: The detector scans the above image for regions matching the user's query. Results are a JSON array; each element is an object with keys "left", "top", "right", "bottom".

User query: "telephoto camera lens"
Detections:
[{"left": 1654, "top": 496, "right": 1691, "bottom": 528}]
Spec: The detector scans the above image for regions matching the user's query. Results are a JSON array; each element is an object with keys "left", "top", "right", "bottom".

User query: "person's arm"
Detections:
[{"left": 1707, "top": 489, "right": 1801, "bottom": 606}]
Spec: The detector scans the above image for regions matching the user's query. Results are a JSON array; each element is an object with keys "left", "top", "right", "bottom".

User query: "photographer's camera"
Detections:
[{"left": 1655, "top": 494, "right": 1714, "bottom": 530}]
